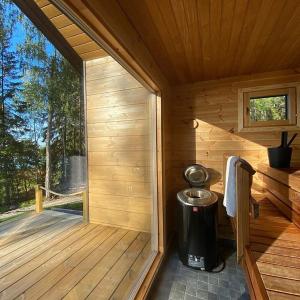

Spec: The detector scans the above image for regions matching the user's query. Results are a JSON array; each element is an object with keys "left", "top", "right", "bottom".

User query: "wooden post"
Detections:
[
  {"left": 82, "top": 190, "right": 88, "bottom": 223},
  {"left": 236, "top": 162, "right": 252, "bottom": 263},
  {"left": 35, "top": 185, "right": 43, "bottom": 213}
]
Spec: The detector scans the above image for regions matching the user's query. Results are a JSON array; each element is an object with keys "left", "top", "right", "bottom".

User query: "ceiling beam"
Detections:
[{"left": 13, "top": 0, "right": 83, "bottom": 75}]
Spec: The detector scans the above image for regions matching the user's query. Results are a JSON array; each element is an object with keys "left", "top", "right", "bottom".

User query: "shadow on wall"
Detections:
[{"left": 164, "top": 78, "right": 300, "bottom": 234}]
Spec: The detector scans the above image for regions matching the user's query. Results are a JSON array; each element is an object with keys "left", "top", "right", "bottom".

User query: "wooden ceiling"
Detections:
[
  {"left": 116, "top": 0, "right": 300, "bottom": 85},
  {"left": 34, "top": 0, "right": 107, "bottom": 61}
]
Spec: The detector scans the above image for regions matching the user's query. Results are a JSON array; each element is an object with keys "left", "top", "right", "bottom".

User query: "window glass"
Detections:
[{"left": 249, "top": 95, "right": 288, "bottom": 122}]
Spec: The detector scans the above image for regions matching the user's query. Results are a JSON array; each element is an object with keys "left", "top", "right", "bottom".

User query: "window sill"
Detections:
[{"left": 238, "top": 124, "right": 300, "bottom": 133}]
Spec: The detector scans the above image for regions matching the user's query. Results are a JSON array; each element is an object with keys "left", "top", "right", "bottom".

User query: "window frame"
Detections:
[{"left": 238, "top": 83, "right": 300, "bottom": 132}]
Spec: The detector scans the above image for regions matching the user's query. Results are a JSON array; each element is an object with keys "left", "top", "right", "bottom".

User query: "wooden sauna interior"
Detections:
[{"left": 13, "top": 0, "right": 300, "bottom": 299}]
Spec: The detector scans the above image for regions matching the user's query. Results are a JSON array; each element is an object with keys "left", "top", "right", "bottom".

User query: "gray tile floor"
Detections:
[{"left": 150, "top": 243, "right": 250, "bottom": 300}]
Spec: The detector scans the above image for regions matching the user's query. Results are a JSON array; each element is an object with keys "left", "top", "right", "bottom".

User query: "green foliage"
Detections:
[
  {"left": 0, "top": 1, "right": 83, "bottom": 212},
  {"left": 0, "top": 0, "right": 31, "bottom": 208},
  {"left": 20, "top": 21, "right": 84, "bottom": 191},
  {"left": 249, "top": 96, "right": 287, "bottom": 122}
]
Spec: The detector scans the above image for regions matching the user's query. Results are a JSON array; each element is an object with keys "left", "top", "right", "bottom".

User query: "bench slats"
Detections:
[{"left": 247, "top": 199, "right": 300, "bottom": 299}]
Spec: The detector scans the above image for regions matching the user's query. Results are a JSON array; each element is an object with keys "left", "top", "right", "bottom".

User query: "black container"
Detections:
[
  {"left": 177, "top": 199, "right": 218, "bottom": 271},
  {"left": 268, "top": 147, "right": 292, "bottom": 168}
]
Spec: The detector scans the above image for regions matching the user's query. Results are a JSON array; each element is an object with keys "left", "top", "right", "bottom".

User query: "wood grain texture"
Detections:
[
  {"left": 117, "top": 0, "right": 300, "bottom": 84},
  {"left": 246, "top": 199, "right": 300, "bottom": 299},
  {"left": 34, "top": 0, "right": 107, "bottom": 60},
  {"left": 61, "top": 0, "right": 169, "bottom": 92},
  {"left": 0, "top": 212, "right": 150, "bottom": 300},
  {"left": 164, "top": 71, "right": 300, "bottom": 232},
  {"left": 256, "top": 166, "right": 300, "bottom": 229},
  {"left": 168, "top": 76, "right": 297, "bottom": 239},
  {"left": 236, "top": 163, "right": 250, "bottom": 263},
  {"left": 258, "top": 163, "right": 300, "bottom": 193},
  {"left": 86, "top": 57, "right": 155, "bottom": 232}
]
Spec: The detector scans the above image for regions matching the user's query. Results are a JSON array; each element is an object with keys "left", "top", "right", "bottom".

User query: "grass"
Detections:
[
  {"left": 46, "top": 201, "right": 83, "bottom": 211},
  {"left": 19, "top": 198, "right": 36, "bottom": 208}
]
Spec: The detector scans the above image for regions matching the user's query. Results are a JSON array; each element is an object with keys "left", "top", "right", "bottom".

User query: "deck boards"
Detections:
[
  {"left": 248, "top": 199, "right": 300, "bottom": 299},
  {"left": 0, "top": 211, "right": 151, "bottom": 299}
]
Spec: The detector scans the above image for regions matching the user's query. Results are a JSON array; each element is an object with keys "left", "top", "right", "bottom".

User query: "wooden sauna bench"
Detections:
[
  {"left": 0, "top": 210, "right": 151, "bottom": 300},
  {"left": 244, "top": 164, "right": 300, "bottom": 299}
]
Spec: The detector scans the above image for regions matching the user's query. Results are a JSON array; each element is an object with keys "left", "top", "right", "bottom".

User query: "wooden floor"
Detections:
[
  {"left": 0, "top": 211, "right": 152, "bottom": 300},
  {"left": 247, "top": 198, "right": 300, "bottom": 299}
]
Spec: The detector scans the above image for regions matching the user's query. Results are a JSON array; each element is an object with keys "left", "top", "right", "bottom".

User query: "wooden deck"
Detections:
[
  {"left": 246, "top": 198, "right": 300, "bottom": 299},
  {"left": 0, "top": 211, "right": 152, "bottom": 300}
]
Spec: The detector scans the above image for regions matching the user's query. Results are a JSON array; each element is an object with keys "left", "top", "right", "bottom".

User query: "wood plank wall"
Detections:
[
  {"left": 85, "top": 56, "right": 155, "bottom": 232},
  {"left": 165, "top": 70, "right": 300, "bottom": 231}
]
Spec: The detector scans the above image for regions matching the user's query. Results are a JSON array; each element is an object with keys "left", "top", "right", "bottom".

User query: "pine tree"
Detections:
[
  {"left": 0, "top": 0, "right": 24, "bottom": 206},
  {"left": 20, "top": 19, "right": 82, "bottom": 197},
  {"left": 0, "top": 1, "right": 82, "bottom": 211}
]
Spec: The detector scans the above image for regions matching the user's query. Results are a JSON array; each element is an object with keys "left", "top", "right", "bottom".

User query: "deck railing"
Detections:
[{"left": 35, "top": 185, "right": 88, "bottom": 222}]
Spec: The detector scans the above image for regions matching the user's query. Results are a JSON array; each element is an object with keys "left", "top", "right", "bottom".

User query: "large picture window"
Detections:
[{"left": 238, "top": 84, "right": 300, "bottom": 131}]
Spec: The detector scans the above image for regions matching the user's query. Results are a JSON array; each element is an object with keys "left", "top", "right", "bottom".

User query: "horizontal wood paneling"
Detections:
[
  {"left": 88, "top": 166, "right": 150, "bottom": 182},
  {"left": 89, "top": 208, "right": 151, "bottom": 232},
  {"left": 86, "top": 74, "right": 142, "bottom": 95},
  {"left": 89, "top": 194, "right": 151, "bottom": 214},
  {"left": 88, "top": 151, "right": 151, "bottom": 167},
  {"left": 87, "top": 104, "right": 148, "bottom": 124},
  {"left": 85, "top": 57, "right": 128, "bottom": 81},
  {"left": 87, "top": 120, "right": 148, "bottom": 138},
  {"left": 88, "top": 88, "right": 148, "bottom": 109},
  {"left": 89, "top": 179, "right": 151, "bottom": 198},
  {"left": 169, "top": 71, "right": 300, "bottom": 193},
  {"left": 165, "top": 71, "right": 300, "bottom": 230},
  {"left": 88, "top": 136, "right": 150, "bottom": 151},
  {"left": 86, "top": 57, "right": 154, "bottom": 232}
]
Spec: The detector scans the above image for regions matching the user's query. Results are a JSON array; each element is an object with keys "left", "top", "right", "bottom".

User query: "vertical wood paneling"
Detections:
[
  {"left": 86, "top": 57, "right": 154, "bottom": 232},
  {"left": 117, "top": 0, "right": 300, "bottom": 84}
]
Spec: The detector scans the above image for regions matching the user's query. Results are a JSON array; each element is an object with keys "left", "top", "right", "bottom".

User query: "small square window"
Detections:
[
  {"left": 238, "top": 84, "right": 300, "bottom": 132},
  {"left": 249, "top": 95, "right": 288, "bottom": 122}
]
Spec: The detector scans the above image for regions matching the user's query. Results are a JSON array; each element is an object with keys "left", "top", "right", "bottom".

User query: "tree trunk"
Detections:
[
  {"left": 62, "top": 120, "right": 67, "bottom": 183},
  {"left": 45, "top": 105, "right": 52, "bottom": 199},
  {"left": 1, "top": 43, "right": 5, "bottom": 128}
]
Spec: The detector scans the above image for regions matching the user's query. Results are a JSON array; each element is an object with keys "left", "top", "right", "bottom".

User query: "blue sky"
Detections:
[
  {"left": 9, "top": 3, "right": 55, "bottom": 57},
  {"left": 6, "top": 3, "right": 56, "bottom": 146},
  {"left": 11, "top": 22, "right": 25, "bottom": 50}
]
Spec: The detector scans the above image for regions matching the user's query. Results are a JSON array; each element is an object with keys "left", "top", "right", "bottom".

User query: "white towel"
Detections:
[{"left": 223, "top": 156, "right": 240, "bottom": 217}]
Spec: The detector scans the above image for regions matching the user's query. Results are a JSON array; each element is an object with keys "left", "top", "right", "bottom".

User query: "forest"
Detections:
[{"left": 0, "top": 0, "right": 84, "bottom": 213}]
